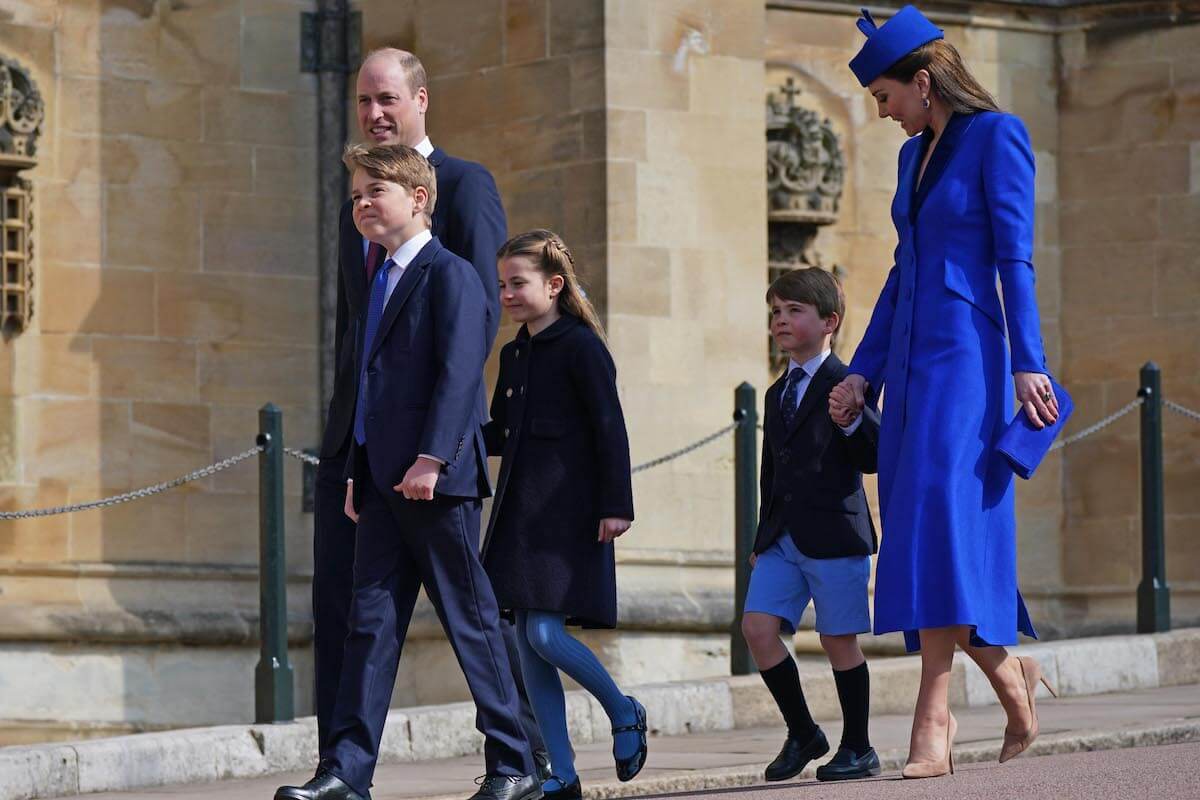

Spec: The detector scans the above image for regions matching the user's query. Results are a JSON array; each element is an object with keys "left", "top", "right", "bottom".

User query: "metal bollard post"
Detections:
[
  {"left": 731, "top": 383, "right": 758, "bottom": 676},
  {"left": 1136, "top": 363, "right": 1171, "bottom": 634},
  {"left": 255, "top": 403, "right": 295, "bottom": 723}
]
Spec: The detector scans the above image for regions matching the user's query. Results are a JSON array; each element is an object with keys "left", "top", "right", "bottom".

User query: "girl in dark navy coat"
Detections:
[{"left": 482, "top": 229, "right": 646, "bottom": 800}]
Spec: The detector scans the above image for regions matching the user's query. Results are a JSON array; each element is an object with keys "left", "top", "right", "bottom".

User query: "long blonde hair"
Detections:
[
  {"left": 884, "top": 39, "right": 1001, "bottom": 114},
  {"left": 497, "top": 229, "right": 606, "bottom": 341}
]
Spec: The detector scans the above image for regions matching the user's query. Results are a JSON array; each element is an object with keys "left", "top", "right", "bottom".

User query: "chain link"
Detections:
[
  {"left": 632, "top": 423, "right": 738, "bottom": 474},
  {"left": 284, "top": 447, "right": 322, "bottom": 466},
  {"left": 0, "top": 446, "right": 264, "bottom": 520},
  {"left": 1165, "top": 399, "right": 1200, "bottom": 424},
  {"left": 1048, "top": 397, "right": 1143, "bottom": 452}
]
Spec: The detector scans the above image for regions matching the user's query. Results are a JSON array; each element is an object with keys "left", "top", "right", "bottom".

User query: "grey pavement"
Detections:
[{"left": 69, "top": 683, "right": 1200, "bottom": 800}]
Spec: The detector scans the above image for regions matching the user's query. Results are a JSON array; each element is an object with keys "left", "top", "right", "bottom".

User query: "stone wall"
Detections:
[
  {"left": 1056, "top": 20, "right": 1200, "bottom": 632},
  {"left": 0, "top": 0, "right": 320, "bottom": 731}
]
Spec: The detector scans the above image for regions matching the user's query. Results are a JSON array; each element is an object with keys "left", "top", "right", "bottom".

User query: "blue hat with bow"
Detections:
[{"left": 848, "top": 5, "right": 944, "bottom": 87}]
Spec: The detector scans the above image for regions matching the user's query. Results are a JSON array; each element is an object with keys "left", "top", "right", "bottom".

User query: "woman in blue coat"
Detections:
[{"left": 831, "top": 6, "right": 1060, "bottom": 780}]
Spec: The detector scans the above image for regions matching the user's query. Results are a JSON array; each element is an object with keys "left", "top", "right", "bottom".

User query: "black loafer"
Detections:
[
  {"left": 274, "top": 771, "right": 366, "bottom": 800},
  {"left": 816, "top": 746, "right": 882, "bottom": 781},
  {"left": 613, "top": 695, "right": 648, "bottom": 782},
  {"left": 541, "top": 776, "right": 582, "bottom": 800},
  {"left": 468, "top": 774, "right": 544, "bottom": 800},
  {"left": 533, "top": 750, "right": 553, "bottom": 784},
  {"left": 764, "top": 728, "right": 830, "bottom": 782}
]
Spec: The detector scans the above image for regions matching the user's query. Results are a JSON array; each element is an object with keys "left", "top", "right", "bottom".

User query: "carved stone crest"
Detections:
[
  {"left": 0, "top": 55, "right": 43, "bottom": 337},
  {"left": 766, "top": 77, "right": 845, "bottom": 227}
]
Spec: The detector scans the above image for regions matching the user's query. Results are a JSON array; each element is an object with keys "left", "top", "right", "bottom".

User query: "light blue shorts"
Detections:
[{"left": 744, "top": 534, "right": 871, "bottom": 636}]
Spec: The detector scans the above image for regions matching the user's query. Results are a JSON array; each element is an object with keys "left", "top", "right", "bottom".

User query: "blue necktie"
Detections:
[
  {"left": 780, "top": 367, "right": 806, "bottom": 429},
  {"left": 353, "top": 257, "right": 396, "bottom": 446}
]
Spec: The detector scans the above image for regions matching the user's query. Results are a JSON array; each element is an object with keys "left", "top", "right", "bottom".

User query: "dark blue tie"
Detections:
[
  {"left": 353, "top": 257, "right": 396, "bottom": 446},
  {"left": 780, "top": 367, "right": 806, "bottom": 429}
]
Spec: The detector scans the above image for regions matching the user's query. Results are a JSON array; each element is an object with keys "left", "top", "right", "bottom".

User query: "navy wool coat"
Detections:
[{"left": 481, "top": 314, "right": 634, "bottom": 628}]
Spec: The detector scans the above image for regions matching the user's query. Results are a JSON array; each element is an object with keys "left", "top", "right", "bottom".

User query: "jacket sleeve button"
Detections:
[{"left": 506, "top": 388, "right": 513, "bottom": 398}]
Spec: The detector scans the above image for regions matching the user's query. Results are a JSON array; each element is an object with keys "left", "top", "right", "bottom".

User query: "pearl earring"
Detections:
[{"left": 922, "top": 96, "right": 930, "bottom": 109}]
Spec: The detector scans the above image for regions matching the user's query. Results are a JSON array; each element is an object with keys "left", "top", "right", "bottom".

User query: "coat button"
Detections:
[
  {"left": 504, "top": 428, "right": 510, "bottom": 437},
  {"left": 506, "top": 388, "right": 513, "bottom": 398},
  {"left": 519, "top": 386, "right": 525, "bottom": 395},
  {"left": 514, "top": 348, "right": 520, "bottom": 358},
  {"left": 784, "top": 493, "right": 793, "bottom": 502}
]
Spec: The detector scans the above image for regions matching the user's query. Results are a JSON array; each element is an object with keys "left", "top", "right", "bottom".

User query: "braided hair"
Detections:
[{"left": 497, "top": 229, "right": 606, "bottom": 341}]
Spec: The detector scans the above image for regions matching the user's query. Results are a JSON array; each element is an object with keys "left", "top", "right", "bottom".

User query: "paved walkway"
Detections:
[{"left": 74, "top": 684, "right": 1200, "bottom": 800}]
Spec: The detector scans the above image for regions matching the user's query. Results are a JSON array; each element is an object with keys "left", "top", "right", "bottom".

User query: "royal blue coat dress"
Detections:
[{"left": 848, "top": 111, "right": 1047, "bottom": 652}]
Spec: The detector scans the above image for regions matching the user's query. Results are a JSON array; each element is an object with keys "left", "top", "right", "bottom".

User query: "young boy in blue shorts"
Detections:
[{"left": 741, "top": 267, "right": 881, "bottom": 783}]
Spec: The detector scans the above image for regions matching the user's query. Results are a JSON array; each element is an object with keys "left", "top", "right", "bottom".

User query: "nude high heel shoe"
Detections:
[
  {"left": 902, "top": 711, "right": 957, "bottom": 779},
  {"left": 999, "top": 656, "right": 1058, "bottom": 764}
]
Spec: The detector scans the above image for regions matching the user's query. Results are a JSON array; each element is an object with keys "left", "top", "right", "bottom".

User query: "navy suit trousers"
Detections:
[
  {"left": 312, "top": 449, "right": 544, "bottom": 758},
  {"left": 322, "top": 450, "right": 534, "bottom": 795}
]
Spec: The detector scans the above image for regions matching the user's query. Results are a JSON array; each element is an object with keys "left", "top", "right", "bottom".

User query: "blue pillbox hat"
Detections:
[{"left": 849, "top": 5, "right": 944, "bottom": 86}]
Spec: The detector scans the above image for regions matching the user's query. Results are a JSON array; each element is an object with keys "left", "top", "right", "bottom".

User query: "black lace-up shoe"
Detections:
[
  {"left": 274, "top": 771, "right": 366, "bottom": 800},
  {"left": 468, "top": 774, "right": 543, "bottom": 800},
  {"left": 764, "top": 728, "right": 830, "bottom": 782}
]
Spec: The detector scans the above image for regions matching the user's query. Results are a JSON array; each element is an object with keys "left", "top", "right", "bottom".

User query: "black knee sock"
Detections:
[
  {"left": 833, "top": 662, "right": 871, "bottom": 756},
  {"left": 760, "top": 656, "right": 817, "bottom": 739}
]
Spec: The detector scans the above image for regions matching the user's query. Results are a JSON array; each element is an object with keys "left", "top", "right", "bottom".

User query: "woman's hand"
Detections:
[
  {"left": 1015, "top": 371, "right": 1059, "bottom": 429},
  {"left": 830, "top": 374, "right": 868, "bottom": 419},
  {"left": 598, "top": 518, "right": 632, "bottom": 543}
]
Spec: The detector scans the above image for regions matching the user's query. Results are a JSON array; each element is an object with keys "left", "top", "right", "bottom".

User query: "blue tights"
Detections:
[{"left": 513, "top": 610, "right": 638, "bottom": 788}]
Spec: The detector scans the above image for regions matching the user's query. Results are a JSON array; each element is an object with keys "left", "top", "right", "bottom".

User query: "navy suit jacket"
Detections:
[
  {"left": 755, "top": 353, "right": 881, "bottom": 560},
  {"left": 345, "top": 237, "right": 492, "bottom": 502},
  {"left": 320, "top": 148, "right": 506, "bottom": 459}
]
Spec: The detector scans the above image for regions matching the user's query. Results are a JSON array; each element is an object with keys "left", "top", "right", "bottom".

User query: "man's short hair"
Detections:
[
  {"left": 766, "top": 267, "right": 845, "bottom": 331},
  {"left": 361, "top": 48, "right": 427, "bottom": 95},
  {"left": 343, "top": 142, "right": 437, "bottom": 223}
]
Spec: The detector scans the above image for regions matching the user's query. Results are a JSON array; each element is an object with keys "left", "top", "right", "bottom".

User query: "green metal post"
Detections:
[
  {"left": 732, "top": 383, "right": 758, "bottom": 676},
  {"left": 1137, "top": 363, "right": 1170, "bottom": 633},
  {"left": 256, "top": 403, "right": 295, "bottom": 722}
]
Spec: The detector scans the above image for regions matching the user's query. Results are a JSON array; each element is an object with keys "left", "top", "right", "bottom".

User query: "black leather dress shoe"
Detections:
[
  {"left": 815, "top": 746, "right": 882, "bottom": 781},
  {"left": 274, "top": 771, "right": 365, "bottom": 800},
  {"left": 541, "top": 776, "right": 582, "bottom": 800},
  {"left": 764, "top": 728, "right": 830, "bottom": 782},
  {"left": 468, "top": 774, "right": 543, "bottom": 800},
  {"left": 613, "top": 695, "right": 648, "bottom": 782},
  {"left": 533, "top": 750, "right": 553, "bottom": 783}
]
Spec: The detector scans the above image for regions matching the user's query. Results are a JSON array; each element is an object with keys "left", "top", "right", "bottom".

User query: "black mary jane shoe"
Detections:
[
  {"left": 469, "top": 774, "right": 544, "bottom": 800},
  {"left": 274, "top": 771, "right": 366, "bottom": 800},
  {"left": 815, "top": 746, "right": 882, "bottom": 782},
  {"left": 613, "top": 695, "right": 648, "bottom": 782},
  {"left": 541, "top": 776, "right": 583, "bottom": 800},
  {"left": 764, "top": 728, "right": 830, "bottom": 782}
]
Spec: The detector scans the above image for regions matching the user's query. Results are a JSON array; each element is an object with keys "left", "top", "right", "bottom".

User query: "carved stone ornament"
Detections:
[
  {"left": 0, "top": 55, "right": 44, "bottom": 337},
  {"left": 766, "top": 77, "right": 845, "bottom": 226}
]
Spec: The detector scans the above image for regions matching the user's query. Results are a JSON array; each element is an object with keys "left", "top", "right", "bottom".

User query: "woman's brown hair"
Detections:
[
  {"left": 497, "top": 229, "right": 606, "bottom": 341},
  {"left": 884, "top": 39, "right": 1000, "bottom": 115}
]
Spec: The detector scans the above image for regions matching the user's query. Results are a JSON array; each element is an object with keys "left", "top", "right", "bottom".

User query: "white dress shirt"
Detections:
[
  {"left": 783, "top": 350, "right": 862, "bottom": 435},
  {"left": 382, "top": 229, "right": 432, "bottom": 307}
]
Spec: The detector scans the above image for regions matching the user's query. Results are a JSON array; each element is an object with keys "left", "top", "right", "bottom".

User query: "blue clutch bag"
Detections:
[{"left": 996, "top": 377, "right": 1074, "bottom": 480}]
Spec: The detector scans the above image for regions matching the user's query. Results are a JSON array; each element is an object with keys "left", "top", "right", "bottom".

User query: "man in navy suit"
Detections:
[
  {"left": 277, "top": 145, "right": 540, "bottom": 800},
  {"left": 311, "top": 47, "right": 548, "bottom": 777}
]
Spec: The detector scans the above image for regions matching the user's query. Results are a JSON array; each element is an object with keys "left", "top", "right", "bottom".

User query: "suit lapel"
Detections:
[
  {"left": 764, "top": 376, "right": 786, "bottom": 446},
  {"left": 782, "top": 354, "right": 840, "bottom": 442},
  {"left": 912, "top": 112, "right": 977, "bottom": 216},
  {"left": 367, "top": 240, "right": 438, "bottom": 365}
]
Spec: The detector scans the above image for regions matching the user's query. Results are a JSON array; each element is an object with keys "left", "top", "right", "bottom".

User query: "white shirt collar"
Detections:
[
  {"left": 387, "top": 229, "right": 433, "bottom": 269},
  {"left": 415, "top": 136, "right": 434, "bottom": 158},
  {"left": 787, "top": 349, "right": 831, "bottom": 379}
]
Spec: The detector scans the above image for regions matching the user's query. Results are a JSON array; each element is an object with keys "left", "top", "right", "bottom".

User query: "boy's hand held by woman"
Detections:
[{"left": 598, "top": 517, "right": 631, "bottom": 543}]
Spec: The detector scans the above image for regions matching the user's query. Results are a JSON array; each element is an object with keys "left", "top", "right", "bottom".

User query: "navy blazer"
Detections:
[
  {"left": 345, "top": 237, "right": 491, "bottom": 502},
  {"left": 755, "top": 353, "right": 881, "bottom": 560},
  {"left": 320, "top": 148, "right": 506, "bottom": 459}
]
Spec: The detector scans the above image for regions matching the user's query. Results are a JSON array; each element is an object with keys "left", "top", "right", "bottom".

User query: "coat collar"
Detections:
[
  {"left": 515, "top": 313, "right": 581, "bottom": 344},
  {"left": 427, "top": 146, "right": 447, "bottom": 168},
  {"left": 911, "top": 111, "right": 978, "bottom": 216}
]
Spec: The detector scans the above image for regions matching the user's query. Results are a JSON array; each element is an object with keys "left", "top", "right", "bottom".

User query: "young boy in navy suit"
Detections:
[
  {"left": 275, "top": 144, "right": 539, "bottom": 800},
  {"left": 740, "top": 268, "right": 881, "bottom": 783}
]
